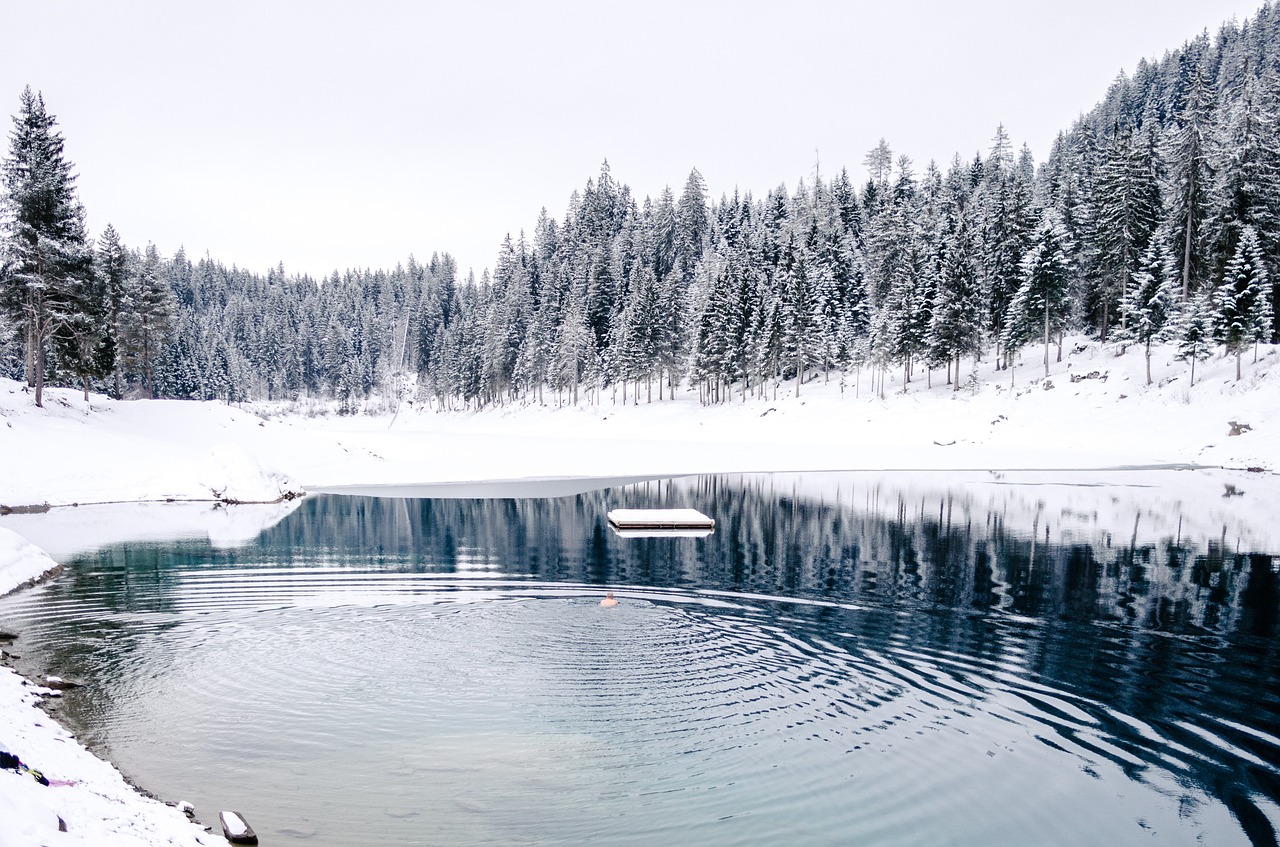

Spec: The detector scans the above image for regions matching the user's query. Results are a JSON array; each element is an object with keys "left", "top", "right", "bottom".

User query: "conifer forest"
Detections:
[{"left": 3, "top": 7, "right": 1280, "bottom": 410}]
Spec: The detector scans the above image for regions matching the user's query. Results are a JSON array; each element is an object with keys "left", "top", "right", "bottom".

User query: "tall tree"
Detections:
[
  {"left": 95, "top": 224, "right": 129, "bottom": 398},
  {"left": 1006, "top": 211, "right": 1074, "bottom": 378},
  {"left": 1164, "top": 68, "right": 1215, "bottom": 300},
  {"left": 119, "top": 243, "right": 177, "bottom": 397},
  {"left": 1175, "top": 289, "right": 1215, "bottom": 386},
  {"left": 1117, "top": 242, "right": 1179, "bottom": 384},
  {"left": 0, "top": 87, "right": 93, "bottom": 407},
  {"left": 1213, "top": 224, "right": 1272, "bottom": 379},
  {"left": 1092, "top": 125, "right": 1161, "bottom": 340},
  {"left": 928, "top": 213, "right": 983, "bottom": 389}
]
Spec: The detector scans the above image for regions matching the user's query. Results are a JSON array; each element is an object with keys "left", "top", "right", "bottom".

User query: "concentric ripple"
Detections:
[{"left": 2, "top": 558, "right": 1276, "bottom": 847}]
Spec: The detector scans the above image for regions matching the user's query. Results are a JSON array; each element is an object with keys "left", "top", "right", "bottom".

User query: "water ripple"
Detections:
[{"left": 0, "top": 566, "right": 1273, "bottom": 846}]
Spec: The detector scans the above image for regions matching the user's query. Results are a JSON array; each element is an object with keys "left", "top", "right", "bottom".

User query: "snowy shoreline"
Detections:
[{"left": 0, "top": 335, "right": 1278, "bottom": 844}]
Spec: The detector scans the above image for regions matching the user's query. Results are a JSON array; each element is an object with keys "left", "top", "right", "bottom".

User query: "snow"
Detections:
[
  {"left": 218, "top": 811, "right": 251, "bottom": 840},
  {"left": 0, "top": 335, "right": 1278, "bottom": 845},
  {"left": 607, "top": 508, "right": 715, "bottom": 527},
  {"left": 0, "top": 656, "right": 213, "bottom": 847},
  {"left": 0, "top": 528, "right": 60, "bottom": 592}
]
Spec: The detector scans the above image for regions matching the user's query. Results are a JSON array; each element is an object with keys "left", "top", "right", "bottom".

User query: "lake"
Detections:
[{"left": 0, "top": 471, "right": 1277, "bottom": 846}]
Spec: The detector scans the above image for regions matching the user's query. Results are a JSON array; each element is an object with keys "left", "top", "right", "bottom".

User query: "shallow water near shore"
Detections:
[{"left": 1, "top": 471, "right": 1278, "bottom": 846}]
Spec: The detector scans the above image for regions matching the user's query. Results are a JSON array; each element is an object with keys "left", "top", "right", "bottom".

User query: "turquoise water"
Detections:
[{"left": 0, "top": 473, "right": 1277, "bottom": 845}]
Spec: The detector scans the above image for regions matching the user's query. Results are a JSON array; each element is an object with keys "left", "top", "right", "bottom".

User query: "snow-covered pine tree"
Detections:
[
  {"left": 1007, "top": 210, "right": 1074, "bottom": 378},
  {"left": 1091, "top": 125, "right": 1161, "bottom": 340},
  {"left": 976, "top": 127, "right": 1035, "bottom": 368},
  {"left": 928, "top": 211, "right": 983, "bottom": 390},
  {"left": 1214, "top": 224, "right": 1272, "bottom": 379},
  {"left": 1117, "top": 242, "right": 1179, "bottom": 384},
  {"left": 779, "top": 234, "right": 820, "bottom": 395},
  {"left": 1164, "top": 67, "right": 1215, "bottom": 300},
  {"left": 95, "top": 224, "right": 130, "bottom": 398},
  {"left": 0, "top": 87, "right": 94, "bottom": 407},
  {"left": 675, "top": 168, "right": 708, "bottom": 286},
  {"left": 118, "top": 243, "right": 177, "bottom": 397},
  {"left": 1206, "top": 68, "right": 1280, "bottom": 328},
  {"left": 1175, "top": 289, "right": 1215, "bottom": 386},
  {"left": 51, "top": 235, "right": 112, "bottom": 400}
]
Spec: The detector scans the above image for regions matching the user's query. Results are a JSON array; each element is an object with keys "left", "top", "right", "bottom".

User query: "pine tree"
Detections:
[
  {"left": 1117, "top": 242, "right": 1179, "bottom": 384},
  {"left": 119, "top": 243, "right": 177, "bottom": 397},
  {"left": 976, "top": 129, "right": 1035, "bottom": 367},
  {"left": 1207, "top": 69, "right": 1280, "bottom": 320},
  {"left": 1092, "top": 125, "right": 1161, "bottom": 340},
  {"left": 675, "top": 168, "right": 708, "bottom": 285},
  {"left": 96, "top": 224, "right": 130, "bottom": 398},
  {"left": 1175, "top": 289, "right": 1215, "bottom": 386},
  {"left": 0, "top": 87, "right": 93, "bottom": 407},
  {"left": 928, "top": 212, "right": 983, "bottom": 389},
  {"left": 1006, "top": 211, "right": 1074, "bottom": 378},
  {"left": 1214, "top": 224, "right": 1272, "bottom": 379},
  {"left": 1164, "top": 67, "right": 1215, "bottom": 300}
]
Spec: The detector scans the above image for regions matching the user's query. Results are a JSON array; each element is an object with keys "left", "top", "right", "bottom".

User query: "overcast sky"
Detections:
[{"left": 0, "top": 1, "right": 1265, "bottom": 281}]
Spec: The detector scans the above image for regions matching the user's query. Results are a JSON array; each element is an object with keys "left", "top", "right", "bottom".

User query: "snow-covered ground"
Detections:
[
  {"left": 2, "top": 337, "right": 1276, "bottom": 513},
  {"left": 0, "top": 335, "right": 1277, "bottom": 845}
]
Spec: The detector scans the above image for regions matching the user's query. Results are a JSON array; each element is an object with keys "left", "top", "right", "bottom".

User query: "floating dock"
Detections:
[{"left": 607, "top": 508, "right": 715, "bottom": 531}]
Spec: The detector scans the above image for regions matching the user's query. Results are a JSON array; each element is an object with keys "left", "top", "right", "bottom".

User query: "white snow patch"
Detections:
[
  {"left": 0, "top": 527, "right": 59, "bottom": 592},
  {"left": 0, "top": 660, "right": 212, "bottom": 847}
]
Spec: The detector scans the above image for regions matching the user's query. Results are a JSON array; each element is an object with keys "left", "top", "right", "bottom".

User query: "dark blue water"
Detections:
[{"left": 0, "top": 473, "right": 1277, "bottom": 845}]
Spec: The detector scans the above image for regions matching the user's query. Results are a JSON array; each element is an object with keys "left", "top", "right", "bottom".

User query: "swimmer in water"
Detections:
[{"left": 601, "top": 591, "right": 618, "bottom": 607}]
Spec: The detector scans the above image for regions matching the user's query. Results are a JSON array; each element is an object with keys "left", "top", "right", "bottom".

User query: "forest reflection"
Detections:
[{"left": 234, "top": 474, "right": 1280, "bottom": 641}]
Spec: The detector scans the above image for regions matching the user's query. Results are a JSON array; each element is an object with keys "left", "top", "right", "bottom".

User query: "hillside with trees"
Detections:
[{"left": 3, "top": 5, "right": 1279, "bottom": 409}]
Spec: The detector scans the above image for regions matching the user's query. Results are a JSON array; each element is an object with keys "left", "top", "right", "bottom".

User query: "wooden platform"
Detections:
[{"left": 607, "top": 508, "right": 715, "bottom": 531}]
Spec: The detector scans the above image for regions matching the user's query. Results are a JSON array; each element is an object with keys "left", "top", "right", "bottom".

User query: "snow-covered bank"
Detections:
[
  {"left": 5, "top": 337, "right": 1276, "bottom": 513},
  {"left": 0, "top": 529, "right": 214, "bottom": 846},
  {"left": 0, "top": 383, "right": 303, "bottom": 509}
]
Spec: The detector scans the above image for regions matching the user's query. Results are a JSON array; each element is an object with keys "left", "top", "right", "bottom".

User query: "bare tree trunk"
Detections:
[
  {"left": 1043, "top": 300, "right": 1051, "bottom": 378},
  {"left": 34, "top": 335, "right": 46, "bottom": 408},
  {"left": 25, "top": 315, "right": 36, "bottom": 388},
  {"left": 1182, "top": 211, "right": 1193, "bottom": 300}
]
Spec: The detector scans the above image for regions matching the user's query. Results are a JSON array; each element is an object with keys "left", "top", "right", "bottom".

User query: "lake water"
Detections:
[{"left": 1, "top": 472, "right": 1278, "bottom": 846}]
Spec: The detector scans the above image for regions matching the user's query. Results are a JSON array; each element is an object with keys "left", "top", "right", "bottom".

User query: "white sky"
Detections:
[{"left": 0, "top": 1, "right": 1265, "bottom": 281}]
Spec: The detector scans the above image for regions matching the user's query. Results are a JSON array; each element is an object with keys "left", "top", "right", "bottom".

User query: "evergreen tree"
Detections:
[
  {"left": 1091, "top": 125, "right": 1161, "bottom": 339},
  {"left": 1207, "top": 69, "right": 1280, "bottom": 320},
  {"left": 96, "top": 224, "right": 130, "bottom": 398},
  {"left": 1213, "top": 224, "right": 1272, "bottom": 379},
  {"left": 976, "top": 128, "right": 1035, "bottom": 366},
  {"left": 1164, "top": 67, "right": 1215, "bottom": 299},
  {"left": 119, "top": 243, "right": 177, "bottom": 397},
  {"left": 928, "top": 213, "right": 983, "bottom": 389},
  {"left": 1175, "top": 289, "right": 1215, "bottom": 386},
  {"left": 1117, "top": 242, "right": 1179, "bottom": 384},
  {"left": 0, "top": 87, "right": 93, "bottom": 407},
  {"left": 1006, "top": 211, "right": 1074, "bottom": 378},
  {"left": 675, "top": 168, "right": 708, "bottom": 284}
]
